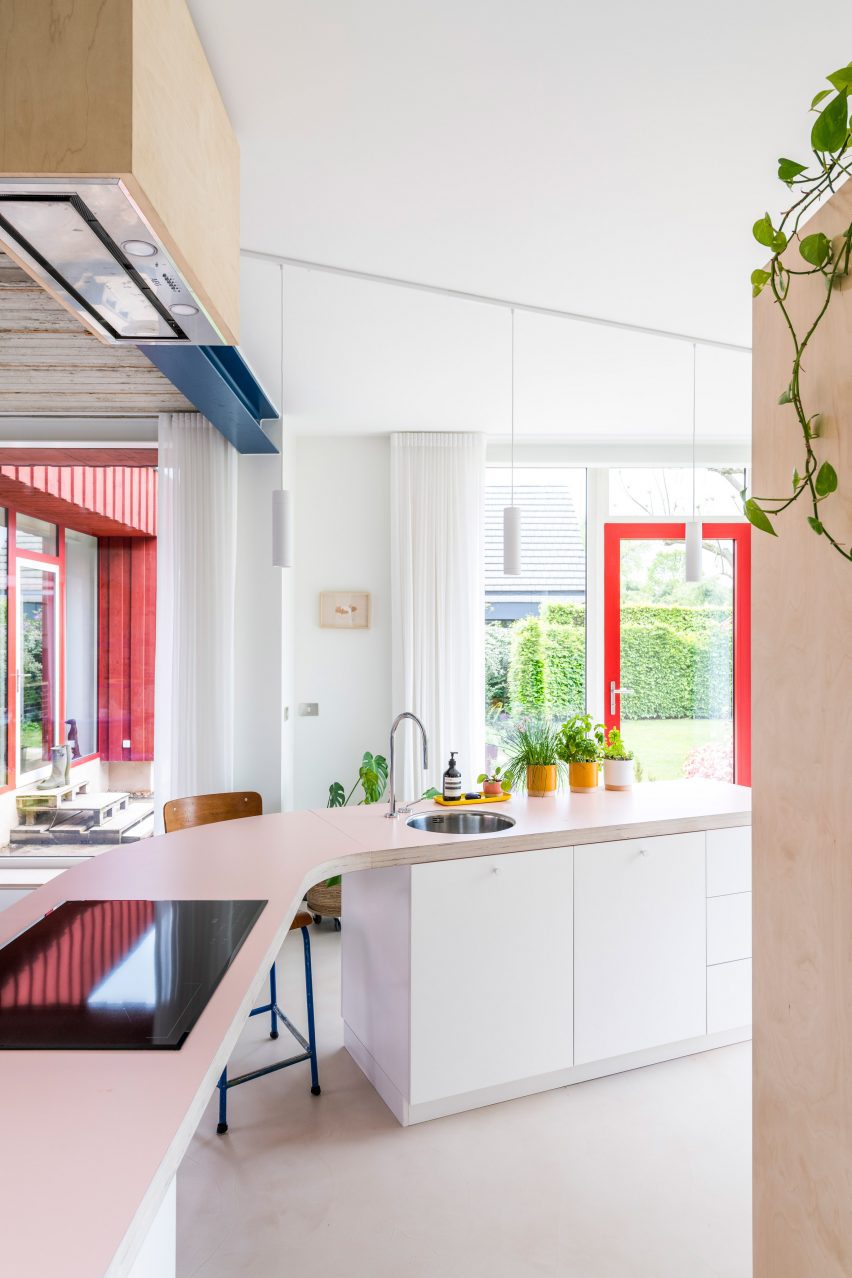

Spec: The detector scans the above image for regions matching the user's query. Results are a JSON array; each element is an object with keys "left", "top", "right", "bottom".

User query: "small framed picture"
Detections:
[{"left": 320, "top": 591, "right": 371, "bottom": 629}]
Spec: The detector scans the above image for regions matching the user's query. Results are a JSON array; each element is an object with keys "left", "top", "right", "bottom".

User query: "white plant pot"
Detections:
[{"left": 604, "top": 758, "right": 634, "bottom": 791}]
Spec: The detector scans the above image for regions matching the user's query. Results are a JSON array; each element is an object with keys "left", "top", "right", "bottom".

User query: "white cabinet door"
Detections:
[
  {"left": 574, "top": 833, "right": 707, "bottom": 1064},
  {"left": 409, "top": 846, "right": 573, "bottom": 1103}
]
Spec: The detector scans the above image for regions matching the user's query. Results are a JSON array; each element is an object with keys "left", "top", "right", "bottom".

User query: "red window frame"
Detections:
[
  {"left": 603, "top": 522, "right": 751, "bottom": 786},
  {"left": 1, "top": 507, "right": 100, "bottom": 796}
]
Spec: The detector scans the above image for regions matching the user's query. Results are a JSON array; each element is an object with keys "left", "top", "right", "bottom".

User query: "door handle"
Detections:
[{"left": 609, "top": 681, "right": 634, "bottom": 716}]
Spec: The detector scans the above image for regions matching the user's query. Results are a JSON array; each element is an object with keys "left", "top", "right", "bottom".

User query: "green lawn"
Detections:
[{"left": 623, "top": 718, "right": 731, "bottom": 782}]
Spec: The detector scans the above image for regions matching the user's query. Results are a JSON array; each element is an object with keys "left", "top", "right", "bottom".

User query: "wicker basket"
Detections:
[{"left": 306, "top": 880, "right": 342, "bottom": 921}]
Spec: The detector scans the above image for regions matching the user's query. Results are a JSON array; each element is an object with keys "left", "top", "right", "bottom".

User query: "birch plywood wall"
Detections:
[
  {"left": 0, "top": 0, "right": 239, "bottom": 343},
  {"left": 753, "top": 181, "right": 852, "bottom": 1277}
]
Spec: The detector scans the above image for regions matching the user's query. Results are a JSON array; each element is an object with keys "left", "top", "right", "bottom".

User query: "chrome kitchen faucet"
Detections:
[{"left": 385, "top": 712, "right": 429, "bottom": 818}]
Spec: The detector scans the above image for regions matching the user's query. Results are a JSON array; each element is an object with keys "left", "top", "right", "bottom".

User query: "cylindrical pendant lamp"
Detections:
[
  {"left": 272, "top": 489, "right": 292, "bottom": 567},
  {"left": 685, "top": 342, "right": 702, "bottom": 582},
  {"left": 503, "top": 308, "right": 522, "bottom": 575},
  {"left": 685, "top": 517, "right": 702, "bottom": 582},
  {"left": 503, "top": 505, "right": 522, "bottom": 575}
]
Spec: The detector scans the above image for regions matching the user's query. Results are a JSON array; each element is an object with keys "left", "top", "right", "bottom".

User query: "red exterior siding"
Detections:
[
  {"left": 98, "top": 538, "right": 156, "bottom": 762},
  {"left": 0, "top": 465, "right": 156, "bottom": 538}
]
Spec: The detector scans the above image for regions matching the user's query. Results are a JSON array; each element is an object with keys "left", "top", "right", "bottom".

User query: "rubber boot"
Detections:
[
  {"left": 63, "top": 742, "right": 72, "bottom": 785},
  {"left": 37, "top": 746, "right": 68, "bottom": 790}
]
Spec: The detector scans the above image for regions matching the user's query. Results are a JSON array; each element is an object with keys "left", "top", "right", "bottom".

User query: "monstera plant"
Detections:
[
  {"left": 746, "top": 61, "right": 852, "bottom": 564},
  {"left": 323, "top": 752, "right": 389, "bottom": 888}
]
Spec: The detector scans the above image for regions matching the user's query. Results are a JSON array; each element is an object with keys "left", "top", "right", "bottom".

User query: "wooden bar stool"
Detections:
[{"left": 163, "top": 790, "right": 321, "bottom": 1133}]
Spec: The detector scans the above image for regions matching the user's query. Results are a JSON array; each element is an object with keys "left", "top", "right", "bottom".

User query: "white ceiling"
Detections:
[{"left": 189, "top": 0, "right": 842, "bottom": 349}]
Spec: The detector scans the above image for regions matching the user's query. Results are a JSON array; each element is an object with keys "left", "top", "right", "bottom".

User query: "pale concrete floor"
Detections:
[{"left": 178, "top": 925, "right": 752, "bottom": 1278}]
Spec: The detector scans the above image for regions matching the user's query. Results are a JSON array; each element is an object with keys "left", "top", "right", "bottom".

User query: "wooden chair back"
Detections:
[{"left": 163, "top": 791, "right": 263, "bottom": 833}]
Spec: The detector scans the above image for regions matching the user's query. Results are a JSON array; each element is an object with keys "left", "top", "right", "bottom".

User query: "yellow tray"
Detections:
[{"left": 433, "top": 792, "right": 512, "bottom": 807}]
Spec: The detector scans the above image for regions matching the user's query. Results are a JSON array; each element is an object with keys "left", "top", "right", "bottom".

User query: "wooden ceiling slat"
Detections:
[{"left": 0, "top": 250, "right": 193, "bottom": 416}]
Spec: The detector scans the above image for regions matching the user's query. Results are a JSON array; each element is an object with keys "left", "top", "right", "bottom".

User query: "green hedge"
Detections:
[
  {"left": 485, "top": 624, "right": 511, "bottom": 708},
  {"left": 492, "top": 604, "right": 732, "bottom": 721},
  {"left": 508, "top": 618, "right": 546, "bottom": 712}
]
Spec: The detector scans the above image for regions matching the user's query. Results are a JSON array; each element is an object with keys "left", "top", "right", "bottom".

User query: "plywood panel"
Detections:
[
  {"left": 0, "top": 0, "right": 132, "bottom": 174},
  {"left": 0, "top": 0, "right": 239, "bottom": 343},
  {"left": 0, "top": 251, "right": 192, "bottom": 415},
  {"left": 753, "top": 181, "right": 852, "bottom": 1278},
  {"left": 131, "top": 0, "right": 240, "bottom": 343}
]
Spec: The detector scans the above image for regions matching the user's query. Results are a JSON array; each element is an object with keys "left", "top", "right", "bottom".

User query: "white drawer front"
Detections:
[
  {"left": 706, "top": 826, "right": 751, "bottom": 896},
  {"left": 707, "top": 892, "right": 751, "bottom": 965},
  {"left": 708, "top": 959, "right": 752, "bottom": 1033}
]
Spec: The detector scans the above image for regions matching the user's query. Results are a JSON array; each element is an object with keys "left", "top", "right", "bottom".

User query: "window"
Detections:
[
  {"left": 17, "top": 563, "right": 60, "bottom": 778},
  {"left": 484, "top": 467, "right": 587, "bottom": 766},
  {"left": 15, "top": 512, "right": 58, "bottom": 556},
  {"left": 609, "top": 467, "right": 749, "bottom": 518},
  {"left": 65, "top": 530, "right": 99, "bottom": 758}
]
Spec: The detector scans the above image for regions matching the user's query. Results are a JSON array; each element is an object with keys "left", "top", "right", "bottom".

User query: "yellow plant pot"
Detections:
[
  {"left": 569, "top": 761, "right": 599, "bottom": 793},
  {"left": 527, "top": 764, "right": 558, "bottom": 797}
]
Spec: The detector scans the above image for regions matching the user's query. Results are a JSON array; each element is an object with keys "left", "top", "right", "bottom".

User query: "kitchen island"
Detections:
[{"left": 0, "top": 780, "right": 749, "bottom": 1278}]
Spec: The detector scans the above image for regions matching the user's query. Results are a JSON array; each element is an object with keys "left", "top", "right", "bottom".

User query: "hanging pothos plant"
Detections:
[{"left": 747, "top": 62, "right": 852, "bottom": 562}]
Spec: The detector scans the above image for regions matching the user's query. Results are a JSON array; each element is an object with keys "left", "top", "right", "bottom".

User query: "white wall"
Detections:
[
  {"left": 231, "top": 255, "right": 287, "bottom": 813},
  {"left": 292, "top": 436, "right": 392, "bottom": 810},
  {"left": 233, "top": 433, "right": 285, "bottom": 813}
]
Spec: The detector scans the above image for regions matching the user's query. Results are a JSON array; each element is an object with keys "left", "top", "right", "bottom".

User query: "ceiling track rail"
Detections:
[{"left": 241, "top": 247, "right": 751, "bottom": 355}]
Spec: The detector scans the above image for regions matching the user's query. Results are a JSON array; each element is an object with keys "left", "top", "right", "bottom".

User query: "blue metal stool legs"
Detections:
[
  {"left": 302, "top": 925, "right": 321, "bottom": 1095},
  {"left": 217, "top": 1068, "right": 228, "bottom": 1134},
  {"left": 216, "top": 929, "right": 321, "bottom": 1133},
  {"left": 268, "top": 963, "right": 279, "bottom": 1039}
]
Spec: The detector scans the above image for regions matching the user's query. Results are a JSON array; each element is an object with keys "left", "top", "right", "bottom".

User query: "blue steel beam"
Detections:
[{"left": 139, "top": 344, "right": 279, "bottom": 455}]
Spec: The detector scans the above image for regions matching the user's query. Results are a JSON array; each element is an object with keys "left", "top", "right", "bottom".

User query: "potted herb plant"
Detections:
[
  {"left": 602, "top": 727, "right": 634, "bottom": 791},
  {"left": 309, "top": 751, "right": 389, "bottom": 925},
  {"left": 557, "top": 713, "right": 605, "bottom": 793},
  {"left": 476, "top": 765, "right": 511, "bottom": 798},
  {"left": 504, "top": 720, "right": 565, "bottom": 797}
]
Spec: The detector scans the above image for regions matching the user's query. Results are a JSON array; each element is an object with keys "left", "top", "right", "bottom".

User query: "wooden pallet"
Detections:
[{"left": 17, "top": 779, "right": 91, "bottom": 824}]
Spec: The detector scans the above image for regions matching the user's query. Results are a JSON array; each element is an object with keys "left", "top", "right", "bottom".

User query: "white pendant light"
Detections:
[
  {"left": 272, "top": 488, "right": 292, "bottom": 567},
  {"left": 685, "top": 342, "right": 702, "bottom": 583},
  {"left": 503, "top": 307, "right": 521, "bottom": 575}
]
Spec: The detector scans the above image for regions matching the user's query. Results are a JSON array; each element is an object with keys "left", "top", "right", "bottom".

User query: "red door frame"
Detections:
[
  {"left": 603, "top": 522, "right": 751, "bottom": 786},
  {"left": 1, "top": 511, "right": 102, "bottom": 795}
]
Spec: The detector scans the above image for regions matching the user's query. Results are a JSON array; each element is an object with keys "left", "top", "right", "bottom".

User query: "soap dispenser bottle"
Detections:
[{"left": 443, "top": 752, "right": 462, "bottom": 802}]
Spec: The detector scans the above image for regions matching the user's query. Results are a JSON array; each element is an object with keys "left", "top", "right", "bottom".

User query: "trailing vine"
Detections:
[{"left": 746, "top": 62, "right": 852, "bottom": 561}]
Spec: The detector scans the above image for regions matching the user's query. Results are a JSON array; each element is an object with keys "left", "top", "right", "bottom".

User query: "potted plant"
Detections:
[
  {"left": 310, "top": 751, "right": 389, "bottom": 925},
  {"left": 557, "top": 713, "right": 605, "bottom": 793},
  {"left": 504, "top": 721, "right": 565, "bottom": 797},
  {"left": 476, "top": 765, "right": 511, "bottom": 798},
  {"left": 602, "top": 727, "right": 635, "bottom": 791}
]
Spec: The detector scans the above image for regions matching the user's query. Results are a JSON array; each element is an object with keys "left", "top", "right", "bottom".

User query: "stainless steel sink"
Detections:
[{"left": 406, "top": 810, "right": 516, "bottom": 835}]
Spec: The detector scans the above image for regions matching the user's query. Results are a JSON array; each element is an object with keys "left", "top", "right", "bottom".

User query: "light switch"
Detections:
[{"left": 298, "top": 703, "right": 319, "bottom": 717}]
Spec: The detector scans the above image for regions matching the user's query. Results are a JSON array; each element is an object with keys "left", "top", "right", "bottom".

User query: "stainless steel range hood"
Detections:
[{"left": 0, "top": 178, "right": 225, "bottom": 345}]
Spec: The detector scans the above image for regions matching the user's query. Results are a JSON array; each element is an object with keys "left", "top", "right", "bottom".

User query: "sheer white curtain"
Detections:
[
  {"left": 154, "top": 412, "right": 238, "bottom": 825},
  {"left": 390, "top": 432, "right": 486, "bottom": 799}
]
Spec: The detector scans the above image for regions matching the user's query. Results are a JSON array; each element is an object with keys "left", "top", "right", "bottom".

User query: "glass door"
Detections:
[
  {"left": 16, "top": 560, "right": 60, "bottom": 782},
  {"left": 604, "top": 523, "right": 750, "bottom": 785}
]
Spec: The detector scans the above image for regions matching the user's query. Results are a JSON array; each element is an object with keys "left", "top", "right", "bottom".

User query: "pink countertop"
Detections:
[{"left": 0, "top": 781, "right": 750, "bottom": 1277}]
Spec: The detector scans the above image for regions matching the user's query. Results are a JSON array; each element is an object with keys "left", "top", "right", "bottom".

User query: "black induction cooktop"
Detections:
[{"left": 0, "top": 899, "right": 267, "bottom": 1050}]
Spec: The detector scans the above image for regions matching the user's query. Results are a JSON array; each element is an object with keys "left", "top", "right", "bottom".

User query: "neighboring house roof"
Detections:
[{"left": 485, "top": 482, "right": 585, "bottom": 599}]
